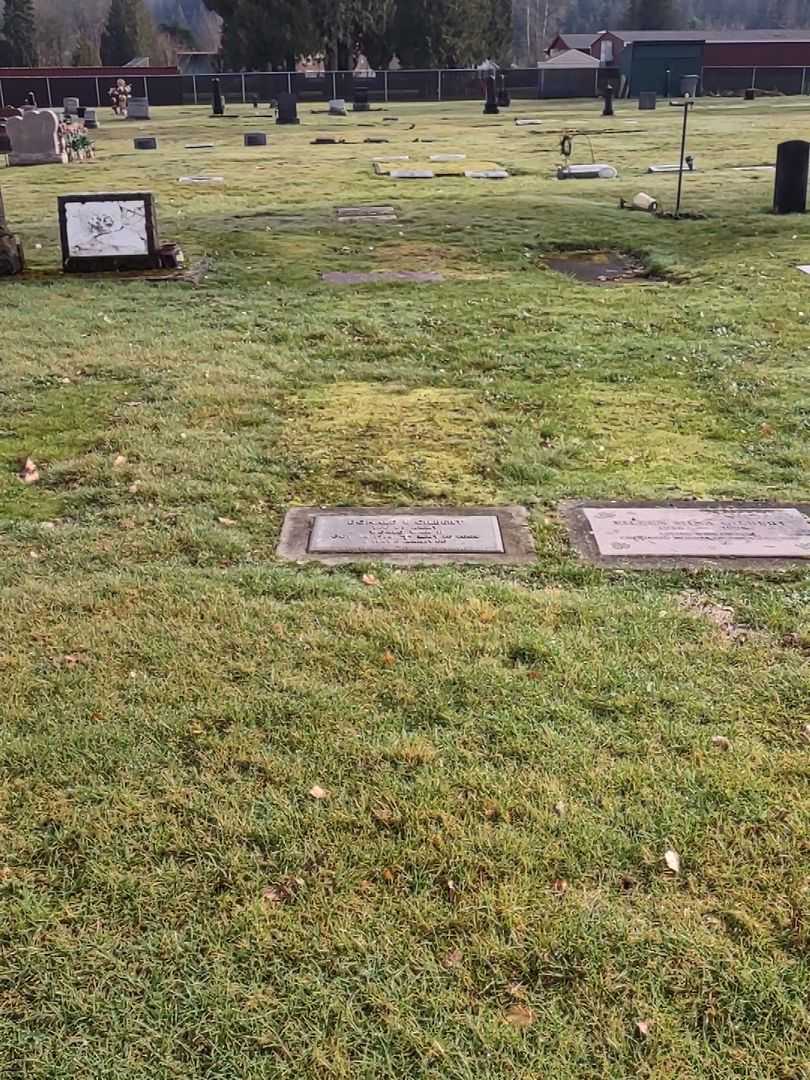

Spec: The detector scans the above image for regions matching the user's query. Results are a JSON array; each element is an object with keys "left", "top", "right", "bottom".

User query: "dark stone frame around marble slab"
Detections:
[
  {"left": 277, "top": 505, "right": 535, "bottom": 566},
  {"left": 561, "top": 500, "right": 810, "bottom": 571}
]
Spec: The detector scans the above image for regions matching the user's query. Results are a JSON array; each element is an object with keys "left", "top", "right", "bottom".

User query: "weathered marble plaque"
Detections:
[
  {"left": 583, "top": 506, "right": 810, "bottom": 558},
  {"left": 309, "top": 513, "right": 504, "bottom": 555},
  {"left": 63, "top": 198, "right": 149, "bottom": 257}
]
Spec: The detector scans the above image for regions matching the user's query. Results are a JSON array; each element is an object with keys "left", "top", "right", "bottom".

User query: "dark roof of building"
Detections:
[
  {"left": 597, "top": 28, "right": 810, "bottom": 44},
  {"left": 551, "top": 33, "right": 596, "bottom": 49}
]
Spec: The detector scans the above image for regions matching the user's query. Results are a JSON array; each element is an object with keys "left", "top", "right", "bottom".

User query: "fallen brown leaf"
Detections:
[
  {"left": 664, "top": 848, "right": 681, "bottom": 874},
  {"left": 308, "top": 785, "right": 329, "bottom": 800},
  {"left": 759, "top": 422, "right": 775, "bottom": 437},
  {"left": 262, "top": 876, "right": 304, "bottom": 904},
  {"left": 551, "top": 878, "right": 568, "bottom": 897},
  {"left": 803, "top": 724, "right": 810, "bottom": 742},
  {"left": 507, "top": 982, "right": 527, "bottom": 1000},
  {"left": 711, "top": 735, "right": 731, "bottom": 751},
  {"left": 441, "top": 948, "right": 463, "bottom": 969},
  {"left": 382, "top": 649, "right": 396, "bottom": 667},
  {"left": 113, "top": 454, "right": 127, "bottom": 467},
  {"left": 636, "top": 1019, "right": 652, "bottom": 1038},
  {"left": 217, "top": 516, "right": 237, "bottom": 526},
  {"left": 18, "top": 457, "right": 39, "bottom": 485},
  {"left": 505, "top": 1003, "right": 534, "bottom": 1028},
  {"left": 361, "top": 573, "right": 379, "bottom": 586},
  {"left": 553, "top": 800, "right": 566, "bottom": 817}
]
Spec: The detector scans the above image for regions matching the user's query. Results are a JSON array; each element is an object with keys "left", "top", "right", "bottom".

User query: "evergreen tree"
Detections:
[
  {"left": 624, "top": 0, "right": 681, "bottom": 29},
  {"left": 1, "top": 0, "right": 39, "bottom": 67},
  {"left": 100, "top": 0, "right": 157, "bottom": 64}
]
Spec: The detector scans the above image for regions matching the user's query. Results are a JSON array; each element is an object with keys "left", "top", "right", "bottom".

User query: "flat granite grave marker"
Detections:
[
  {"left": 277, "top": 505, "right": 535, "bottom": 565},
  {"left": 563, "top": 501, "right": 810, "bottom": 569},
  {"left": 321, "top": 270, "right": 442, "bottom": 285}
]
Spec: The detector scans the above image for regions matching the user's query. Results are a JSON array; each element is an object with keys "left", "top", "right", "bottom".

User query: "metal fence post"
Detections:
[
  {"left": 95, "top": 77, "right": 101, "bottom": 106},
  {"left": 803, "top": 67, "right": 807, "bottom": 95},
  {"left": 287, "top": 71, "right": 292, "bottom": 93},
  {"left": 332, "top": 71, "right": 337, "bottom": 99},
  {"left": 437, "top": 69, "right": 442, "bottom": 101},
  {"left": 752, "top": 66, "right": 757, "bottom": 90},
  {"left": 0, "top": 81, "right": 4, "bottom": 108},
  {"left": 241, "top": 73, "right": 246, "bottom": 102},
  {"left": 384, "top": 70, "right": 389, "bottom": 102}
]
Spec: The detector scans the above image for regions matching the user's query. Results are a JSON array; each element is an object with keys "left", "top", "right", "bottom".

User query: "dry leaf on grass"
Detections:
[
  {"left": 113, "top": 454, "right": 127, "bottom": 467},
  {"left": 382, "top": 650, "right": 397, "bottom": 667},
  {"left": 262, "top": 877, "right": 304, "bottom": 904},
  {"left": 128, "top": 482, "right": 139, "bottom": 494},
  {"left": 711, "top": 735, "right": 731, "bottom": 751},
  {"left": 217, "top": 517, "right": 237, "bottom": 526},
  {"left": 802, "top": 724, "right": 810, "bottom": 743},
  {"left": 553, "top": 800, "right": 566, "bottom": 817},
  {"left": 308, "top": 785, "right": 329, "bottom": 800},
  {"left": 18, "top": 457, "right": 39, "bottom": 485},
  {"left": 361, "top": 573, "right": 379, "bottom": 586},
  {"left": 636, "top": 1019, "right": 652, "bottom": 1038},
  {"left": 664, "top": 848, "right": 681, "bottom": 874},
  {"left": 505, "top": 1003, "right": 534, "bottom": 1028},
  {"left": 551, "top": 878, "right": 568, "bottom": 897},
  {"left": 441, "top": 948, "right": 463, "bottom": 969}
]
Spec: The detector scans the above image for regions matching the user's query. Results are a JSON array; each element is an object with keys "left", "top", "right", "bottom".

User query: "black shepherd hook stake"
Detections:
[{"left": 670, "top": 93, "right": 694, "bottom": 218}]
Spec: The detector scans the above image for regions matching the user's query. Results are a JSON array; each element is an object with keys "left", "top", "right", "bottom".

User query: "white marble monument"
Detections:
[{"left": 6, "top": 109, "right": 67, "bottom": 166}]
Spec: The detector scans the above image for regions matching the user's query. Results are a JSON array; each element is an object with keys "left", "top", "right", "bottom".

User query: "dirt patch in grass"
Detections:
[
  {"left": 543, "top": 250, "right": 663, "bottom": 286},
  {"left": 677, "top": 590, "right": 766, "bottom": 644},
  {"left": 280, "top": 382, "right": 499, "bottom": 504}
]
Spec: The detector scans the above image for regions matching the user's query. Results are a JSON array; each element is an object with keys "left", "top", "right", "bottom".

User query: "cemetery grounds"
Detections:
[{"left": 1, "top": 97, "right": 809, "bottom": 1078}]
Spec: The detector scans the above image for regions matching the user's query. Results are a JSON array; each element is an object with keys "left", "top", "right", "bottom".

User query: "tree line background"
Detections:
[{"left": 0, "top": 0, "right": 808, "bottom": 71}]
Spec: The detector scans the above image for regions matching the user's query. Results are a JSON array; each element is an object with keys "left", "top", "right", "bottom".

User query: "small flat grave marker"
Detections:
[
  {"left": 277, "top": 505, "right": 535, "bottom": 565},
  {"left": 564, "top": 502, "right": 810, "bottom": 569},
  {"left": 321, "top": 270, "right": 442, "bottom": 285},
  {"left": 430, "top": 153, "right": 466, "bottom": 162},
  {"left": 465, "top": 169, "right": 509, "bottom": 179},
  {"left": 797, "top": 265, "right": 810, "bottom": 275},
  {"left": 389, "top": 169, "right": 434, "bottom": 179}
]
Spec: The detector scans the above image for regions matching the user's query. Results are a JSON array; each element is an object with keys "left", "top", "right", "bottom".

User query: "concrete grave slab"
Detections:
[
  {"left": 373, "top": 156, "right": 409, "bottom": 163},
  {"left": 277, "top": 505, "right": 535, "bottom": 565},
  {"left": 562, "top": 501, "right": 810, "bottom": 570},
  {"left": 389, "top": 169, "right": 434, "bottom": 179},
  {"left": 430, "top": 153, "right": 466, "bottom": 161},
  {"left": 558, "top": 164, "right": 618, "bottom": 179},
  {"left": 465, "top": 169, "right": 509, "bottom": 179},
  {"left": 648, "top": 163, "right": 697, "bottom": 173},
  {"left": 178, "top": 175, "right": 224, "bottom": 184},
  {"left": 321, "top": 270, "right": 443, "bottom": 285}
]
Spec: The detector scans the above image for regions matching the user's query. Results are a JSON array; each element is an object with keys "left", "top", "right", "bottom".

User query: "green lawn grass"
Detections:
[{"left": 1, "top": 97, "right": 809, "bottom": 1079}]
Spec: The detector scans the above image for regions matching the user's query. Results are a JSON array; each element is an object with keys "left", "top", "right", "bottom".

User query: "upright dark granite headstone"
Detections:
[
  {"left": 639, "top": 91, "right": 656, "bottom": 110},
  {"left": 496, "top": 74, "right": 511, "bottom": 108},
  {"left": 483, "top": 76, "right": 499, "bottom": 115},
  {"left": 774, "top": 140, "right": 810, "bottom": 214},
  {"left": 602, "top": 83, "right": 615, "bottom": 117},
  {"left": 745, "top": 88, "right": 756, "bottom": 101},
  {"left": 353, "top": 86, "right": 370, "bottom": 112},
  {"left": 276, "top": 92, "right": 300, "bottom": 125},
  {"left": 212, "top": 78, "right": 225, "bottom": 116}
]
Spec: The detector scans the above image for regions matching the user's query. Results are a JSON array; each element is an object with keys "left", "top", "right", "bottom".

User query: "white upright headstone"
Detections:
[{"left": 6, "top": 109, "right": 66, "bottom": 166}]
